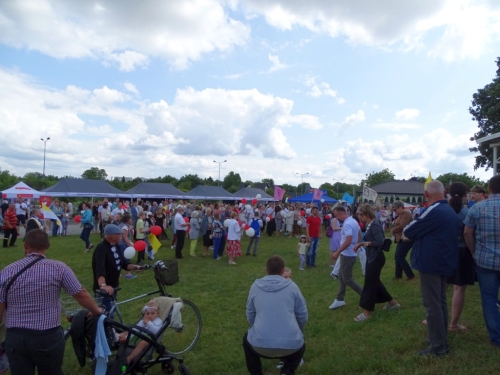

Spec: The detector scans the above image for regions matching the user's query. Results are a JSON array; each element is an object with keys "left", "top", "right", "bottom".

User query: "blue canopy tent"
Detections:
[{"left": 288, "top": 191, "right": 337, "bottom": 204}]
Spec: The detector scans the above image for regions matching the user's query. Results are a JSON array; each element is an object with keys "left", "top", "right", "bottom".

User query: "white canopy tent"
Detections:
[{"left": 1, "top": 181, "right": 42, "bottom": 199}]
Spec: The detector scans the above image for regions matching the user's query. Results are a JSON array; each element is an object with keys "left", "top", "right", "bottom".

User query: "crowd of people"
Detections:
[{"left": 0, "top": 177, "right": 499, "bottom": 374}]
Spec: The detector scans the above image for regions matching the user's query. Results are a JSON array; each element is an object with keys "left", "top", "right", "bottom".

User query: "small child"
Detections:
[
  {"left": 277, "top": 268, "right": 304, "bottom": 369},
  {"left": 297, "top": 235, "right": 308, "bottom": 271},
  {"left": 119, "top": 301, "right": 163, "bottom": 364}
]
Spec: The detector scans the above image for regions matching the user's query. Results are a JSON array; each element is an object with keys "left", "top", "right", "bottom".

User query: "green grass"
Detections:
[{"left": 5, "top": 232, "right": 499, "bottom": 374}]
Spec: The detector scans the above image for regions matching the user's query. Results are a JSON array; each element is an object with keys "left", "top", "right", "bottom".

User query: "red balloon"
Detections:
[
  {"left": 134, "top": 240, "right": 147, "bottom": 251},
  {"left": 251, "top": 198, "right": 257, "bottom": 205},
  {"left": 184, "top": 217, "right": 189, "bottom": 223},
  {"left": 1, "top": 193, "right": 6, "bottom": 199},
  {"left": 325, "top": 214, "right": 331, "bottom": 220},
  {"left": 245, "top": 224, "right": 250, "bottom": 230},
  {"left": 150, "top": 225, "right": 162, "bottom": 236},
  {"left": 300, "top": 211, "right": 305, "bottom": 216},
  {"left": 241, "top": 198, "right": 247, "bottom": 204},
  {"left": 74, "top": 215, "right": 82, "bottom": 223}
]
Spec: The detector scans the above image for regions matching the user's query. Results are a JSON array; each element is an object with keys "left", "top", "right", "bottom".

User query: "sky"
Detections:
[{"left": 1, "top": 0, "right": 500, "bottom": 188}]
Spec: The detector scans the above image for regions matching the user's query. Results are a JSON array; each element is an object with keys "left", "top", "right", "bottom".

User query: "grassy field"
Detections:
[{"left": 5, "top": 232, "right": 499, "bottom": 375}]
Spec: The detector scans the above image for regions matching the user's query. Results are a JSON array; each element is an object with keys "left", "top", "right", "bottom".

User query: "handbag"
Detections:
[
  {"left": 326, "top": 226, "right": 333, "bottom": 238},
  {"left": 381, "top": 238, "right": 392, "bottom": 252}
]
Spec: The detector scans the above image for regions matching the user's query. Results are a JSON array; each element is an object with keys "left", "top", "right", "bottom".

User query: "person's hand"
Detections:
[
  {"left": 353, "top": 243, "right": 361, "bottom": 252},
  {"left": 306, "top": 236, "right": 311, "bottom": 242},
  {"left": 332, "top": 251, "right": 340, "bottom": 260},
  {"left": 134, "top": 265, "right": 143, "bottom": 272},
  {"left": 87, "top": 308, "right": 103, "bottom": 317},
  {"left": 101, "top": 285, "right": 114, "bottom": 295},
  {"left": 118, "top": 332, "right": 127, "bottom": 343},
  {"left": 318, "top": 234, "right": 322, "bottom": 239}
]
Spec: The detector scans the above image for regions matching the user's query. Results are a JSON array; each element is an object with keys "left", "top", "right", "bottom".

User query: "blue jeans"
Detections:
[
  {"left": 306, "top": 237, "right": 319, "bottom": 266},
  {"left": 476, "top": 266, "right": 500, "bottom": 346},
  {"left": 80, "top": 225, "right": 92, "bottom": 249},
  {"left": 51, "top": 219, "right": 58, "bottom": 236}
]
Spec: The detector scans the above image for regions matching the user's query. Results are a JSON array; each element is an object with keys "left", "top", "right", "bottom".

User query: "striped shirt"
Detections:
[
  {"left": 464, "top": 194, "right": 500, "bottom": 271},
  {"left": 2, "top": 208, "right": 16, "bottom": 229},
  {"left": 0, "top": 254, "right": 82, "bottom": 330}
]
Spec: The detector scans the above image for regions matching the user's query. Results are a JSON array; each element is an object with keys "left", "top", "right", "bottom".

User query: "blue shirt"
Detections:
[{"left": 464, "top": 194, "right": 500, "bottom": 271}]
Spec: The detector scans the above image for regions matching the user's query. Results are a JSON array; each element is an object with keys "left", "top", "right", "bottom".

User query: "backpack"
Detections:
[{"left": 250, "top": 218, "right": 261, "bottom": 237}]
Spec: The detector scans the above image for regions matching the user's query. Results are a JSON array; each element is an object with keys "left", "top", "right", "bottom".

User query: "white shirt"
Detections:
[
  {"left": 340, "top": 216, "right": 360, "bottom": 257},
  {"left": 174, "top": 212, "right": 186, "bottom": 231},
  {"left": 111, "top": 208, "right": 124, "bottom": 217},
  {"left": 227, "top": 219, "right": 242, "bottom": 240},
  {"left": 15, "top": 202, "right": 27, "bottom": 216}
]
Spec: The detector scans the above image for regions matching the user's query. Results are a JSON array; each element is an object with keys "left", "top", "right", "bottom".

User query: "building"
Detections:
[{"left": 359, "top": 180, "right": 425, "bottom": 206}]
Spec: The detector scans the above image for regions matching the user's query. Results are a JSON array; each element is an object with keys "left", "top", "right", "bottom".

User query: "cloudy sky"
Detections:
[{"left": 1, "top": 0, "right": 499, "bottom": 187}]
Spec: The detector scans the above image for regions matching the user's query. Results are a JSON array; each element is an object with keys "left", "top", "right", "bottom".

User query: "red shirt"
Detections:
[
  {"left": 3, "top": 208, "right": 17, "bottom": 229},
  {"left": 306, "top": 215, "right": 321, "bottom": 237}
]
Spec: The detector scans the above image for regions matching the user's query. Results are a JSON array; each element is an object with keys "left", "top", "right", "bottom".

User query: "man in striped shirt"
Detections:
[
  {"left": 0, "top": 229, "right": 102, "bottom": 375},
  {"left": 2, "top": 203, "right": 17, "bottom": 248}
]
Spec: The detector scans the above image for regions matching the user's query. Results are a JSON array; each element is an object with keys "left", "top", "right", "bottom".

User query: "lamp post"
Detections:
[
  {"left": 213, "top": 160, "right": 227, "bottom": 186},
  {"left": 296, "top": 172, "right": 309, "bottom": 194},
  {"left": 41, "top": 137, "right": 50, "bottom": 189},
  {"left": 333, "top": 178, "right": 344, "bottom": 199}
]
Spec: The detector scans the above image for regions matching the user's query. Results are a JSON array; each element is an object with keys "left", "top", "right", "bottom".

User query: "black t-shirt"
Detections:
[{"left": 92, "top": 239, "right": 130, "bottom": 291}]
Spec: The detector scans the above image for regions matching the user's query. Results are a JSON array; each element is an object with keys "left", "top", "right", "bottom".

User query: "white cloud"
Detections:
[
  {"left": 395, "top": 108, "right": 420, "bottom": 121},
  {"left": 0, "top": 0, "right": 250, "bottom": 70},
  {"left": 303, "top": 76, "right": 345, "bottom": 104},
  {"left": 267, "top": 54, "right": 289, "bottom": 73},
  {"left": 123, "top": 83, "right": 140, "bottom": 96},
  {"left": 343, "top": 110, "right": 365, "bottom": 127}
]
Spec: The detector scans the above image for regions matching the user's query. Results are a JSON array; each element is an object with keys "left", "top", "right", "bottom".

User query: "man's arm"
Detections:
[
  {"left": 72, "top": 288, "right": 103, "bottom": 315},
  {"left": 463, "top": 226, "right": 476, "bottom": 256},
  {"left": 333, "top": 235, "right": 352, "bottom": 259}
]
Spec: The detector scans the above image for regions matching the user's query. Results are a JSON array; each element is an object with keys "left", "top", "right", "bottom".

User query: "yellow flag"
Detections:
[
  {"left": 147, "top": 233, "right": 162, "bottom": 254},
  {"left": 424, "top": 172, "right": 433, "bottom": 189}
]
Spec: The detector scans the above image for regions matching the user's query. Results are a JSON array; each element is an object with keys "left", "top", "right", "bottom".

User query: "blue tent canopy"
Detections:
[{"left": 288, "top": 192, "right": 337, "bottom": 204}]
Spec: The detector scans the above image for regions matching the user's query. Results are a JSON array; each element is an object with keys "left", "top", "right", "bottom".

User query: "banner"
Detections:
[
  {"left": 362, "top": 186, "right": 378, "bottom": 202},
  {"left": 40, "top": 195, "right": 52, "bottom": 208},
  {"left": 274, "top": 186, "right": 286, "bottom": 201},
  {"left": 312, "top": 189, "right": 323, "bottom": 201},
  {"left": 41, "top": 203, "right": 62, "bottom": 233}
]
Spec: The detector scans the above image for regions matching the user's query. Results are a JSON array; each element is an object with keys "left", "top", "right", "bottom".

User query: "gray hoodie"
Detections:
[{"left": 246, "top": 275, "right": 308, "bottom": 350}]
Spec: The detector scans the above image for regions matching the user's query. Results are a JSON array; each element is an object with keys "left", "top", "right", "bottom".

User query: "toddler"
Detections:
[{"left": 297, "top": 235, "right": 309, "bottom": 271}]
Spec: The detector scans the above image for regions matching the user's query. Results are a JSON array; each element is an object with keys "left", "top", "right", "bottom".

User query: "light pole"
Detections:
[
  {"left": 41, "top": 137, "right": 50, "bottom": 189},
  {"left": 213, "top": 160, "right": 227, "bottom": 186},
  {"left": 296, "top": 172, "right": 309, "bottom": 194},
  {"left": 333, "top": 178, "right": 344, "bottom": 199}
]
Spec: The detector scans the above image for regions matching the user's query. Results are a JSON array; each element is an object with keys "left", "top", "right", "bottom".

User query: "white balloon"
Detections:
[
  {"left": 246, "top": 227, "right": 255, "bottom": 237},
  {"left": 256, "top": 194, "right": 262, "bottom": 199},
  {"left": 265, "top": 217, "right": 270, "bottom": 222},
  {"left": 297, "top": 220, "right": 302, "bottom": 226},
  {"left": 281, "top": 211, "right": 286, "bottom": 218},
  {"left": 224, "top": 219, "right": 231, "bottom": 227},
  {"left": 306, "top": 208, "right": 311, "bottom": 215},
  {"left": 320, "top": 199, "right": 325, "bottom": 203},
  {"left": 124, "top": 246, "right": 136, "bottom": 259},
  {"left": 246, "top": 204, "right": 252, "bottom": 211}
]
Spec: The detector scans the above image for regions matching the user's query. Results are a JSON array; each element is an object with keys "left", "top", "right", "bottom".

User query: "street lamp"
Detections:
[
  {"left": 296, "top": 172, "right": 309, "bottom": 194},
  {"left": 213, "top": 160, "right": 227, "bottom": 186},
  {"left": 333, "top": 178, "right": 344, "bottom": 199},
  {"left": 41, "top": 137, "right": 50, "bottom": 189}
]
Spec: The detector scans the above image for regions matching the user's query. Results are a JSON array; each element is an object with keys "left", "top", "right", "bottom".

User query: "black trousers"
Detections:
[
  {"left": 3, "top": 228, "right": 17, "bottom": 247},
  {"left": 394, "top": 240, "right": 415, "bottom": 279},
  {"left": 175, "top": 230, "right": 185, "bottom": 259},
  {"left": 242, "top": 332, "right": 305, "bottom": 375},
  {"left": 359, "top": 251, "right": 393, "bottom": 311},
  {"left": 5, "top": 326, "right": 65, "bottom": 375}
]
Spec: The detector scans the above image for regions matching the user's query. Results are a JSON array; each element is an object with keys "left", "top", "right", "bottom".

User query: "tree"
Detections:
[
  {"left": 223, "top": 171, "right": 242, "bottom": 193},
  {"left": 363, "top": 168, "right": 395, "bottom": 186},
  {"left": 177, "top": 174, "right": 203, "bottom": 192},
  {"left": 261, "top": 178, "right": 274, "bottom": 187},
  {"left": 0, "top": 169, "right": 20, "bottom": 191},
  {"left": 81, "top": 167, "right": 108, "bottom": 180},
  {"left": 469, "top": 57, "right": 500, "bottom": 172},
  {"left": 436, "top": 172, "right": 485, "bottom": 189}
]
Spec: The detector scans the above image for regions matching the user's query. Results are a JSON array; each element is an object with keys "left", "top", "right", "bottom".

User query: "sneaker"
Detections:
[
  {"left": 329, "top": 299, "right": 346, "bottom": 309},
  {"left": 171, "top": 245, "right": 175, "bottom": 249},
  {"left": 125, "top": 274, "right": 137, "bottom": 279},
  {"left": 276, "top": 361, "right": 284, "bottom": 369},
  {"left": 299, "top": 358, "right": 304, "bottom": 366},
  {"left": 330, "top": 273, "right": 338, "bottom": 280},
  {"left": 299, "top": 268, "right": 305, "bottom": 271},
  {"left": 418, "top": 345, "right": 450, "bottom": 356}
]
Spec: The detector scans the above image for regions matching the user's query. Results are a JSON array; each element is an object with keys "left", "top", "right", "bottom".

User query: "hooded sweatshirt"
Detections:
[{"left": 246, "top": 275, "right": 308, "bottom": 350}]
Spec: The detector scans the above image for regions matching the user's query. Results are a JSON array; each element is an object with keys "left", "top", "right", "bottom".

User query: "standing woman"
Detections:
[
  {"left": 51, "top": 200, "right": 63, "bottom": 236},
  {"left": 80, "top": 202, "right": 94, "bottom": 253},
  {"left": 154, "top": 208, "right": 167, "bottom": 241},
  {"left": 212, "top": 212, "right": 224, "bottom": 260},
  {"left": 119, "top": 213, "right": 136, "bottom": 279},
  {"left": 353, "top": 204, "right": 400, "bottom": 321},
  {"left": 200, "top": 208, "right": 214, "bottom": 257},
  {"left": 275, "top": 205, "right": 283, "bottom": 236},
  {"left": 189, "top": 211, "right": 200, "bottom": 257},
  {"left": 227, "top": 211, "right": 243, "bottom": 265},
  {"left": 61, "top": 203, "right": 70, "bottom": 236},
  {"left": 391, "top": 201, "right": 415, "bottom": 281},
  {"left": 447, "top": 182, "right": 474, "bottom": 332},
  {"left": 329, "top": 210, "right": 342, "bottom": 270}
]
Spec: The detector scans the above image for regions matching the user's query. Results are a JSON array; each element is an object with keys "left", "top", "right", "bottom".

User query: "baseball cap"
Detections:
[{"left": 104, "top": 224, "right": 123, "bottom": 235}]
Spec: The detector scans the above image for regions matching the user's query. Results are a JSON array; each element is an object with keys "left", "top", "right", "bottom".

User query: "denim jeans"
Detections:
[
  {"left": 306, "top": 237, "right": 319, "bottom": 266},
  {"left": 5, "top": 326, "right": 65, "bottom": 375},
  {"left": 246, "top": 236, "right": 260, "bottom": 255},
  {"left": 80, "top": 226, "right": 92, "bottom": 249},
  {"left": 476, "top": 266, "right": 500, "bottom": 346}
]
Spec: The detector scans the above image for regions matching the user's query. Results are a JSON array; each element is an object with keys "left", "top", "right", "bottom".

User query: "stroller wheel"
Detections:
[
  {"left": 178, "top": 364, "right": 190, "bottom": 375},
  {"left": 162, "top": 361, "right": 175, "bottom": 374}
]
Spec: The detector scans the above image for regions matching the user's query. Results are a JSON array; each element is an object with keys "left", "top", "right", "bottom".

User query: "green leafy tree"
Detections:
[
  {"left": 243, "top": 180, "right": 254, "bottom": 188},
  {"left": 81, "top": 167, "right": 108, "bottom": 180},
  {"left": 281, "top": 183, "right": 296, "bottom": 194},
  {"left": 0, "top": 169, "right": 20, "bottom": 191},
  {"left": 436, "top": 172, "right": 485, "bottom": 189},
  {"left": 363, "top": 168, "right": 395, "bottom": 186},
  {"left": 469, "top": 57, "right": 500, "bottom": 172},
  {"left": 148, "top": 175, "right": 179, "bottom": 185},
  {"left": 177, "top": 174, "right": 203, "bottom": 192},
  {"left": 223, "top": 171, "right": 242, "bottom": 193},
  {"left": 319, "top": 182, "right": 334, "bottom": 198}
]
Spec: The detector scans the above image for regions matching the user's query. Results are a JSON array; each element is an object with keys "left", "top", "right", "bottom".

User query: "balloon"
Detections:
[
  {"left": 241, "top": 198, "right": 247, "bottom": 204},
  {"left": 134, "top": 240, "right": 147, "bottom": 251},
  {"left": 244, "top": 224, "right": 250, "bottom": 230},
  {"left": 184, "top": 217, "right": 189, "bottom": 223},
  {"left": 325, "top": 214, "right": 331, "bottom": 220},
  {"left": 151, "top": 226, "right": 162, "bottom": 236},
  {"left": 1, "top": 193, "right": 6, "bottom": 199},
  {"left": 251, "top": 198, "right": 257, "bottom": 205},
  {"left": 246, "top": 227, "right": 255, "bottom": 237},
  {"left": 224, "top": 219, "right": 231, "bottom": 227},
  {"left": 124, "top": 246, "right": 136, "bottom": 259},
  {"left": 74, "top": 215, "right": 82, "bottom": 223},
  {"left": 306, "top": 208, "right": 311, "bottom": 215},
  {"left": 297, "top": 220, "right": 302, "bottom": 226},
  {"left": 280, "top": 211, "right": 286, "bottom": 218},
  {"left": 245, "top": 204, "right": 252, "bottom": 211},
  {"left": 300, "top": 211, "right": 305, "bottom": 216},
  {"left": 256, "top": 194, "right": 262, "bottom": 199},
  {"left": 265, "top": 217, "right": 270, "bottom": 222},
  {"left": 321, "top": 199, "right": 325, "bottom": 203}
]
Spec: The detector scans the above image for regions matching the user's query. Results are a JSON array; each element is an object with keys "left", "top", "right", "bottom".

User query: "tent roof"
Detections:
[
  {"left": 288, "top": 192, "right": 337, "bottom": 204},
  {"left": 2, "top": 181, "right": 42, "bottom": 199},
  {"left": 41, "top": 178, "right": 126, "bottom": 197},
  {"left": 125, "top": 182, "right": 186, "bottom": 198},
  {"left": 185, "top": 185, "right": 235, "bottom": 200},
  {"left": 232, "top": 188, "right": 273, "bottom": 201}
]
